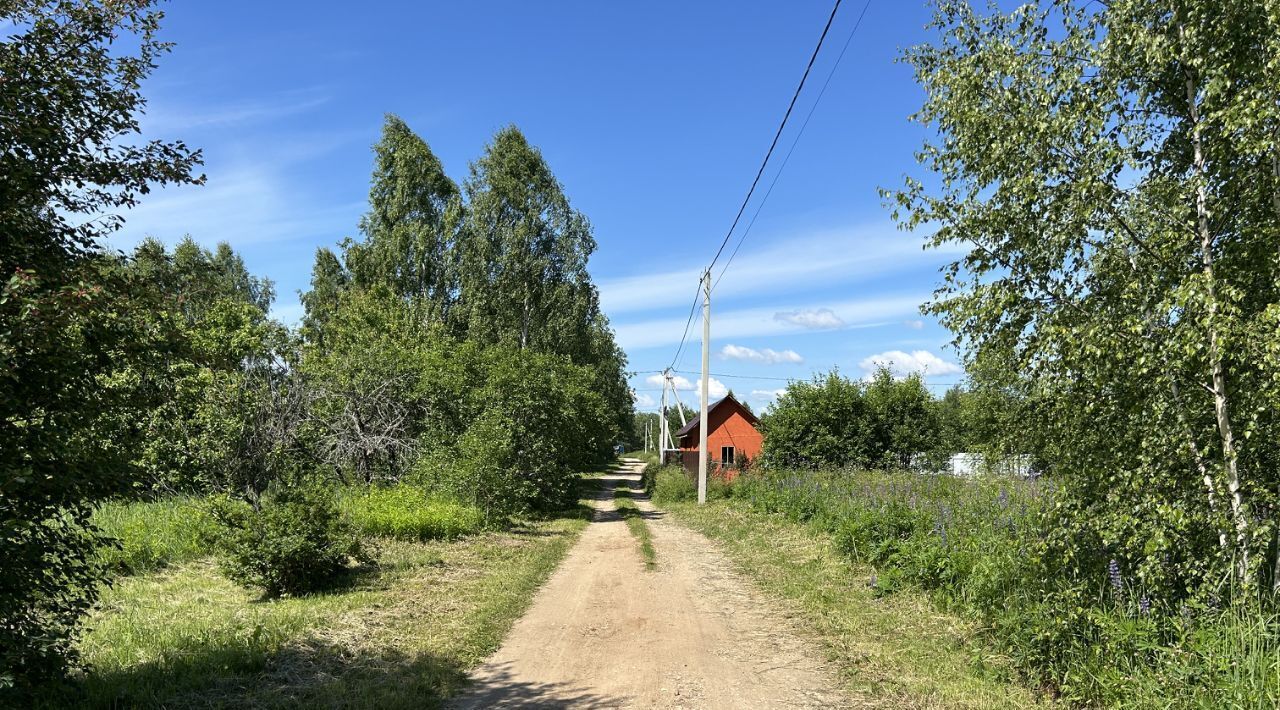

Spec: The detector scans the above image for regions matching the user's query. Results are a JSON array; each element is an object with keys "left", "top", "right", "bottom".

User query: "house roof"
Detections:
[{"left": 675, "top": 393, "right": 759, "bottom": 438}]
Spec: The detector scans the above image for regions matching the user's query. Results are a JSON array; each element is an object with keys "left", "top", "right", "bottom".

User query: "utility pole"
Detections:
[
  {"left": 698, "top": 269, "right": 711, "bottom": 505},
  {"left": 659, "top": 375, "right": 669, "bottom": 464}
]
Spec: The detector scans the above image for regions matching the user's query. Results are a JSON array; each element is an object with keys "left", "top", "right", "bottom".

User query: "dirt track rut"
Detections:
[{"left": 448, "top": 460, "right": 849, "bottom": 709}]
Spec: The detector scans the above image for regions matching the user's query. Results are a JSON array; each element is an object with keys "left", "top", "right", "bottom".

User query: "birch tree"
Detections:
[{"left": 892, "top": 0, "right": 1280, "bottom": 596}]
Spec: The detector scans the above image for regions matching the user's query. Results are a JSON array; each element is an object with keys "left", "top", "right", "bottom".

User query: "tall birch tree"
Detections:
[{"left": 893, "top": 0, "right": 1280, "bottom": 596}]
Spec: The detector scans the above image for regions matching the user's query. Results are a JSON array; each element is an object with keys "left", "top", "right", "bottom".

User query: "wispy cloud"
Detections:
[
  {"left": 720, "top": 344, "right": 803, "bottom": 364},
  {"left": 110, "top": 164, "right": 362, "bottom": 249},
  {"left": 598, "top": 222, "right": 956, "bottom": 316},
  {"left": 613, "top": 294, "right": 924, "bottom": 351},
  {"left": 858, "top": 350, "right": 963, "bottom": 379},
  {"left": 140, "top": 90, "right": 332, "bottom": 134},
  {"left": 773, "top": 308, "right": 844, "bottom": 330},
  {"left": 904, "top": 319, "right": 925, "bottom": 330}
]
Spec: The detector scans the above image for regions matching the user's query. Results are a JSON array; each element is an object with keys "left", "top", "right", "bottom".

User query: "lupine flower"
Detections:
[
  {"left": 1108, "top": 559, "right": 1122, "bottom": 594},
  {"left": 1139, "top": 596, "right": 1151, "bottom": 616}
]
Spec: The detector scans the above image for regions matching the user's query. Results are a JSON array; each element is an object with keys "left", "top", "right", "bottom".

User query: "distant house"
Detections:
[{"left": 674, "top": 393, "right": 762, "bottom": 479}]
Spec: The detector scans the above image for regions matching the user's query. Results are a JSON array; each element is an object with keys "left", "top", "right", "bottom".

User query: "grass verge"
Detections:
[
  {"left": 38, "top": 508, "right": 590, "bottom": 709},
  {"left": 662, "top": 498, "right": 1052, "bottom": 709},
  {"left": 612, "top": 483, "right": 655, "bottom": 571}
]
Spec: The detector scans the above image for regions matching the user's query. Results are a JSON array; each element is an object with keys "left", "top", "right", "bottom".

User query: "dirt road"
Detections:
[{"left": 448, "top": 460, "right": 849, "bottom": 709}]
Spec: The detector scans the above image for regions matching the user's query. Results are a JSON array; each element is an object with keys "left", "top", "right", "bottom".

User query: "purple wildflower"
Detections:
[
  {"left": 1108, "top": 559, "right": 1122, "bottom": 594},
  {"left": 1139, "top": 596, "right": 1151, "bottom": 616}
]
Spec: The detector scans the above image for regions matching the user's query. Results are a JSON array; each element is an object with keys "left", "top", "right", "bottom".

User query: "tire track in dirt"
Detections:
[{"left": 448, "top": 460, "right": 851, "bottom": 709}]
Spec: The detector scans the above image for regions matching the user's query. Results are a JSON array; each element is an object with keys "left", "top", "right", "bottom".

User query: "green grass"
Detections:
[
  {"left": 91, "top": 496, "right": 216, "bottom": 575},
  {"left": 338, "top": 485, "right": 485, "bottom": 541},
  {"left": 663, "top": 498, "right": 1052, "bottom": 709},
  {"left": 38, "top": 507, "right": 591, "bottom": 708},
  {"left": 612, "top": 483, "right": 655, "bottom": 570},
  {"left": 620, "top": 450, "right": 657, "bottom": 465}
]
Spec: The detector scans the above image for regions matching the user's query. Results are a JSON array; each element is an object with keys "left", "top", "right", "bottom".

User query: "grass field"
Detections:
[
  {"left": 40, "top": 508, "right": 590, "bottom": 708},
  {"left": 663, "top": 498, "right": 1053, "bottom": 709}
]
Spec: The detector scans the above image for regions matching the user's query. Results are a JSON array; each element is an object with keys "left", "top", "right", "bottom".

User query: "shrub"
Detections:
[
  {"left": 652, "top": 466, "right": 696, "bottom": 504},
  {"left": 339, "top": 486, "right": 484, "bottom": 541},
  {"left": 205, "top": 482, "right": 369, "bottom": 597},
  {"left": 92, "top": 497, "right": 215, "bottom": 575},
  {"left": 651, "top": 465, "right": 734, "bottom": 505}
]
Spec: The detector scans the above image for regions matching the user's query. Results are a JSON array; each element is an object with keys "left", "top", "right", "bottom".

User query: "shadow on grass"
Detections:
[{"left": 37, "top": 633, "right": 552, "bottom": 710}]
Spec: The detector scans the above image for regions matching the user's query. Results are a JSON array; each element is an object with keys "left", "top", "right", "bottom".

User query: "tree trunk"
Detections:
[{"left": 1185, "top": 69, "right": 1250, "bottom": 584}]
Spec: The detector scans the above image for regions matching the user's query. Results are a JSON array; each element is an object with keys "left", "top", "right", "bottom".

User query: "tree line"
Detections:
[{"left": 0, "top": 1, "right": 629, "bottom": 691}]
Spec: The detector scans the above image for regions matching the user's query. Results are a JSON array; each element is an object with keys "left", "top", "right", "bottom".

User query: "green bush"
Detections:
[
  {"left": 650, "top": 465, "right": 734, "bottom": 505},
  {"left": 651, "top": 466, "right": 696, "bottom": 504},
  {"left": 91, "top": 497, "right": 214, "bottom": 575},
  {"left": 206, "top": 482, "right": 369, "bottom": 597},
  {"left": 339, "top": 485, "right": 484, "bottom": 540}
]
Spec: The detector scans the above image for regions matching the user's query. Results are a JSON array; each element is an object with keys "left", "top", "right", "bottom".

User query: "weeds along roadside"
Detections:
[
  {"left": 665, "top": 467, "right": 1280, "bottom": 707},
  {"left": 35, "top": 479, "right": 596, "bottom": 708}
]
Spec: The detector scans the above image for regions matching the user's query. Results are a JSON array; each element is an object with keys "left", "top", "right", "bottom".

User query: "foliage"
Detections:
[
  {"left": 344, "top": 115, "right": 462, "bottom": 321},
  {"left": 651, "top": 466, "right": 697, "bottom": 504},
  {"left": 122, "top": 238, "right": 300, "bottom": 495},
  {"left": 339, "top": 486, "right": 484, "bottom": 541},
  {"left": 760, "top": 367, "right": 953, "bottom": 469},
  {"left": 890, "top": 0, "right": 1280, "bottom": 601},
  {"left": 206, "top": 482, "right": 370, "bottom": 598},
  {"left": 649, "top": 465, "right": 732, "bottom": 505},
  {"left": 737, "top": 467, "right": 1280, "bottom": 705},
  {"left": 92, "top": 497, "right": 215, "bottom": 575},
  {"left": 0, "top": 0, "right": 203, "bottom": 689}
]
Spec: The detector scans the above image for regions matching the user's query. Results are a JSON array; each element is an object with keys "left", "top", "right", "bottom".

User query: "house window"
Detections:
[{"left": 720, "top": 446, "right": 735, "bottom": 466}]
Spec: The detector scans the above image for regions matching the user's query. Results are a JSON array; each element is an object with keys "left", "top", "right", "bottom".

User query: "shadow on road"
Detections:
[{"left": 449, "top": 662, "right": 629, "bottom": 709}]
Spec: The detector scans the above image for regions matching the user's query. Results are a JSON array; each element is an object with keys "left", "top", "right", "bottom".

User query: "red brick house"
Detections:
[{"left": 674, "top": 393, "right": 762, "bottom": 480}]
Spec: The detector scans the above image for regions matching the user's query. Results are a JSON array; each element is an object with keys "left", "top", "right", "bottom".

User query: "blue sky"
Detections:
[{"left": 110, "top": 1, "right": 966, "bottom": 413}]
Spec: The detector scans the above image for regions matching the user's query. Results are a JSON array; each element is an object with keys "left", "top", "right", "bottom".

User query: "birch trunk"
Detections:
[{"left": 1185, "top": 69, "right": 1250, "bottom": 583}]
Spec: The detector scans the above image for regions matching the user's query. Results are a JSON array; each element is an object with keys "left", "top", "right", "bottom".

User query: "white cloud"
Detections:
[
  {"left": 613, "top": 294, "right": 924, "bottom": 351},
  {"left": 858, "top": 350, "right": 963, "bottom": 379},
  {"left": 642, "top": 373, "right": 726, "bottom": 404},
  {"left": 750, "top": 388, "right": 787, "bottom": 400},
  {"left": 904, "top": 319, "right": 925, "bottom": 330},
  {"left": 597, "top": 222, "right": 960, "bottom": 316},
  {"left": 773, "top": 308, "right": 844, "bottom": 330},
  {"left": 720, "top": 344, "right": 803, "bottom": 364},
  {"left": 633, "top": 393, "right": 656, "bottom": 409}
]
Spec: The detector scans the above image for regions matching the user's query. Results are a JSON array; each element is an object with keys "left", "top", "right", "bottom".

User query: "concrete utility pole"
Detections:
[
  {"left": 659, "top": 378, "right": 669, "bottom": 463},
  {"left": 698, "top": 269, "right": 711, "bottom": 505}
]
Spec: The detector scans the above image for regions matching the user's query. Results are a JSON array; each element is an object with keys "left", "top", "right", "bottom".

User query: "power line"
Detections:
[
  {"left": 714, "top": 0, "right": 874, "bottom": 291},
  {"left": 705, "top": 0, "right": 845, "bottom": 274},
  {"left": 666, "top": 280, "right": 704, "bottom": 371},
  {"left": 666, "top": 0, "right": 847, "bottom": 374}
]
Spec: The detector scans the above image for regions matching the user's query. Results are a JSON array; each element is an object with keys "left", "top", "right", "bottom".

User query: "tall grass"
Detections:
[
  {"left": 650, "top": 465, "right": 732, "bottom": 504},
  {"left": 92, "top": 497, "right": 215, "bottom": 575},
  {"left": 338, "top": 485, "right": 485, "bottom": 541},
  {"left": 734, "top": 469, "right": 1280, "bottom": 706}
]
